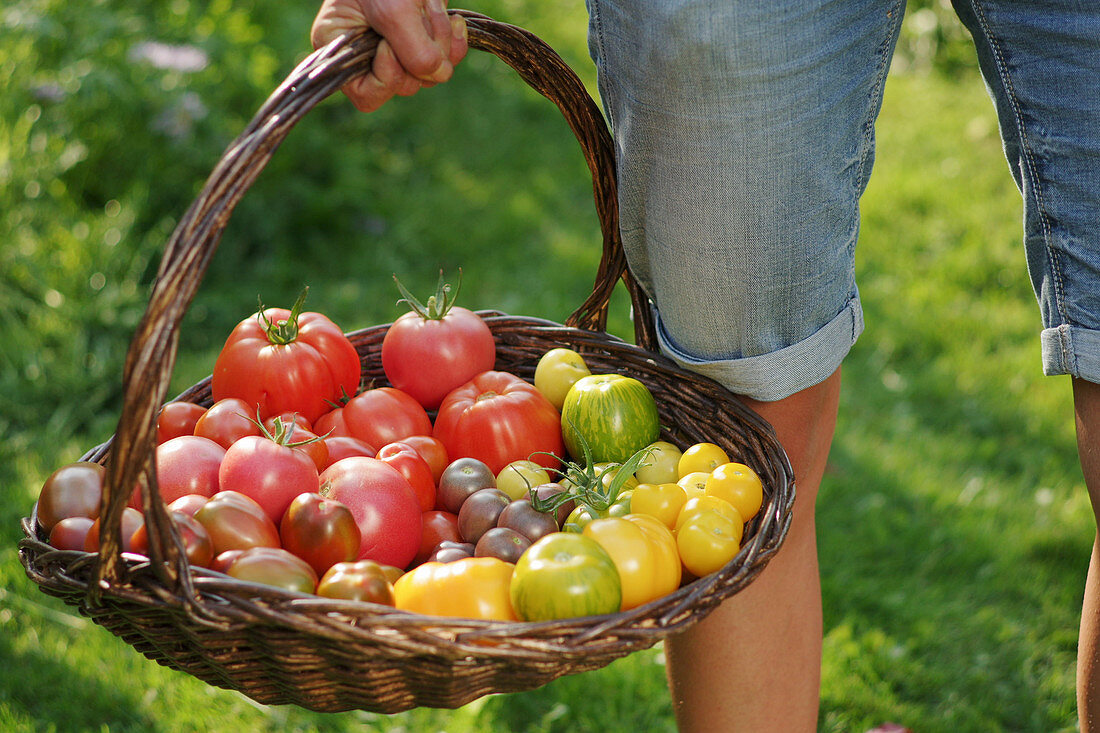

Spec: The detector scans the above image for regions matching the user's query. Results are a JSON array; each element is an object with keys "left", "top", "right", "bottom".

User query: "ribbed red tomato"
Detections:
[
  {"left": 210, "top": 292, "right": 360, "bottom": 424},
  {"left": 433, "top": 371, "right": 564, "bottom": 475}
]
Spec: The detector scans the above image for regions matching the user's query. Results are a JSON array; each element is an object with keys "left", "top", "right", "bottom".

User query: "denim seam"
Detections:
[
  {"left": 586, "top": 0, "right": 616, "bottom": 134},
  {"left": 854, "top": 0, "right": 905, "bottom": 197},
  {"left": 968, "top": 0, "right": 1067, "bottom": 328}
]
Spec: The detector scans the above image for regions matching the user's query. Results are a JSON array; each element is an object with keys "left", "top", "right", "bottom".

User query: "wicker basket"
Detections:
[{"left": 18, "top": 11, "right": 795, "bottom": 714}]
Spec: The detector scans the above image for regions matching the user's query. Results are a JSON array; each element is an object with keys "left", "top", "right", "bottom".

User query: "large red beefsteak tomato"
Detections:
[
  {"left": 433, "top": 371, "right": 564, "bottom": 475},
  {"left": 211, "top": 290, "right": 360, "bottom": 424}
]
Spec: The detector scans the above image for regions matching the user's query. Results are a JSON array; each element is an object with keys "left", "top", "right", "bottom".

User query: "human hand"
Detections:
[{"left": 310, "top": 0, "right": 468, "bottom": 112}]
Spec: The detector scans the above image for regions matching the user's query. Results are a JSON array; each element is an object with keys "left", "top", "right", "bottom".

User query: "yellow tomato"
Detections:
[
  {"left": 583, "top": 516, "right": 673, "bottom": 610},
  {"left": 393, "top": 557, "right": 518, "bottom": 621},
  {"left": 676, "top": 509, "right": 742, "bottom": 578},
  {"left": 631, "top": 482, "right": 688, "bottom": 530},
  {"left": 677, "top": 442, "right": 730, "bottom": 479},
  {"left": 677, "top": 471, "right": 710, "bottom": 498},
  {"left": 635, "top": 441, "right": 683, "bottom": 485},
  {"left": 534, "top": 347, "right": 591, "bottom": 410},
  {"left": 624, "top": 513, "right": 682, "bottom": 596},
  {"left": 496, "top": 459, "right": 552, "bottom": 501},
  {"left": 704, "top": 462, "right": 764, "bottom": 521},
  {"left": 674, "top": 495, "right": 743, "bottom": 535}
]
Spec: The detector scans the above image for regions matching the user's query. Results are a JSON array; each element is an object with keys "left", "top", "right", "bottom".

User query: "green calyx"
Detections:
[
  {"left": 529, "top": 425, "right": 654, "bottom": 516},
  {"left": 394, "top": 270, "right": 463, "bottom": 321},
  {"left": 258, "top": 286, "right": 309, "bottom": 345}
]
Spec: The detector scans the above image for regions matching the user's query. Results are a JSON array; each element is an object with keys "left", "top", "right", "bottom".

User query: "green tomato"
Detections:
[
  {"left": 495, "top": 460, "right": 553, "bottom": 501},
  {"left": 534, "top": 348, "right": 591, "bottom": 411},
  {"left": 635, "top": 440, "right": 683, "bottom": 485},
  {"left": 510, "top": 532, "right": 621, "bottom": 621},
  {"left": 561, "top": 374, "right": 661, "bottom": 464}
]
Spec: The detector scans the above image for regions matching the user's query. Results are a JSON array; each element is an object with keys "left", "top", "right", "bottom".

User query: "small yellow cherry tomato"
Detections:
[
  {"left": 704, "top": 462, "right": 764, "bottom": 522},
  {"left": 676, "top": 509, "right": 742, "bottom": 578},
  {"left": 677, "top": 471, "right": 710, "bottom": 497},
  {"left": 631, "top": 482, "right": 688, "bottom": 530},
  {"left": 677, "top": 442, "right": 730, "bottom": 479},
  {"left": 496, "top": 459, "right": 552, "bottom": 501},
  {"left": 534, "top": 348, "right": 591, "bottom": 410},
  {"left": 635, "top": 441, "right": 683, "bottom": 485}
]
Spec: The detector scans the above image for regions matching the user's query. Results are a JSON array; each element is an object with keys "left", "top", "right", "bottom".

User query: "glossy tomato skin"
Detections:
[
  {"left": 316, "top": 560, "right": 396, "bottom": 605},
  {"left": 561, "top": 374, "right": 660, "bottom": 464},
  {"left": 211, "top": 306, "right": 360, "bottom": 424},
  {"left": 279, "top": 492, "right": 361, "bottom": 576},
  {"left": 415, "top": 510, "right": 462, "bottom": 565},
  {"left": 509, "top": 532, "right": 621, "bottom": 622},
  {"left": 193, "top": 490, "right": 281, "bottom": 555},
  {"left": 224, "top": 547, "right": 319, "bottom": 595},
  {"left": 399, "top": 435, "right": 449, "bottom": 484},
  {"left": 36, "top": 461, "right": 105, "bottom": 532},
  {"left": 339, "top": 387, "right": 432, "bottom": 450},
  {"left": 382, "top": 305, "right": 496, "bottom": 411},
  {"left": 84, "top": 507, "right": 144, "bottom": 553},
  {"left": 394, "top": 557, "right": 517, "bottom": 621},
  {"left": 376, "top": 441, "right": 436, "bottom": 512},
  {"left": 48, "top": 517, "right": 96, "bottom": 551},
  {"left": 218, "top": 434, "right": 320, "bottom": 523},
  {"left": 433, "top": 371, "right": 564, "bottom": 475},
  {"left": 156, "top": 402, "right": 207, "bottom": 444},
  {"left": 192, "top": 397, "right": 260, "bottom": 449},
  {"left": 130, "top": 435, "right": 226, "bottom": 509},
  {"left": 130, "top": 510, "right": 214, "bottom": 568},
  {"left": 321, "top": 435, "right": 377, "bottom": 468},
  {"left": 318, "top": 457, "right": 422, "bottom": 569},
  {"left": 436, "top": 457, "right": 496, "bottom": 514}
]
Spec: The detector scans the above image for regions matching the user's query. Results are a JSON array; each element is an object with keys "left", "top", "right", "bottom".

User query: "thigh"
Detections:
[
  {"left": 586, "top": 0, "right": 905, "bottom": 400},
  {"left": 952, "top": 0, "right": 1100, "bottom": 382}
]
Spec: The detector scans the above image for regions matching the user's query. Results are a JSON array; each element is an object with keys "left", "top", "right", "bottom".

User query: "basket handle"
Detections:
[{"left": 91, "top": 12, "right": 656, "bottom": 604}]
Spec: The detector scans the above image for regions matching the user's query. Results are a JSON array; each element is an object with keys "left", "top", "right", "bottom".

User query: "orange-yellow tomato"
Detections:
[
  {"left": 677, "top": 471, "right": 710, "bottom": 499},
  {"left": 583, "top": 516, "right": 677, "bottom": 610},
  {"left": 631, "top": 482, "right": 688, "bottom": 530},
  {"left": 677, "top": 442, "right": 730, "bottom": 479},
  {"left": 624, "top": 513, "right": 682, "bottom": 596},
  {"left": 393, "top": 557, "right": 518, "bottom": 621},
  {"left": 676, "top": 509, "right": 742, "bottom": 578},
  {"left": 704, "top": 462, "right": 764, "bottom": 522}
]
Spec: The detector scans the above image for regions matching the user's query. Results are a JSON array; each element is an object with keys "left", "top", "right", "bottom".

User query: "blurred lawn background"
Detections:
[{"left": 0, "top": 1, "right": 1089, "bottom": 731}]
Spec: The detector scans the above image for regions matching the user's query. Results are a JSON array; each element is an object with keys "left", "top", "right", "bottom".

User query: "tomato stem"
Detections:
[
  {"left": 257, "top": 286, "right": 309, "bottom": 345},
  {"left": 393, "top": 270, "right": 464, "bottom": 321}
]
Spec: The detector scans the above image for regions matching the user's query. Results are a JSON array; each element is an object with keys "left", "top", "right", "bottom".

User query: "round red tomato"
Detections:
[
  {"left": 414, "top": 510, "right": 462, "bottom": 565},
  {"left": 381, "top": 275, "right": 496, "bottom": 410},
  {"left": 156, "top": 401, "right": 207, "bottom": 444},
  {"left": 218, "top": 434, "right": 320, "bottom": 523},
  {"left": 376, "top": 441, "right": 436, "bottom": 512},
  {"left": 193, "top": 490, "right": 281, "bottom": 555},
  {"left": 193, "top": 397, "right": 260, "bottom": 450},
  {"left": 210, "top": 293, "right": 361, "bottom": 424},
  {"left": 321, "top": 436, "right": 377, "bottom": 468},
  {"left": 338, "top": 387, "right": 432, "bottom": 450},
  {"left": 399, "top": 434, "right": 449, "bottom": 484},
  {"left": 318, "top": 456, "right": 422, "bottom": 569},
  {"left": 130, "top": 435, "right": 226, "bottom": 509},
  {"left": 433, "top": 371, "right": 564, "bottom": 475}
]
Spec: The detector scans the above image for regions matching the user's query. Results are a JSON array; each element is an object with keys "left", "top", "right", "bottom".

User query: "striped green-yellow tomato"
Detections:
[
  {"left": 560, "top": 374, "right": 660, "bottom": 464},
  {"left": 510, "top": 532, "right": 621, "bottom": 621}
]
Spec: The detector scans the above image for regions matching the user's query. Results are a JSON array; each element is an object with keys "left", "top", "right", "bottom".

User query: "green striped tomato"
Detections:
[
  {"left": 560, "top": 374, "right": 660, "bottom": 464},
  {"left": 509, "top": 532, "right": 621, "bottom": 621}
]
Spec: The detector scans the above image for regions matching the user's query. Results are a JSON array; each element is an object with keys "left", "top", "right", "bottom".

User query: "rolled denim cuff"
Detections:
[
  {"left": 1041, "top": 324, "right": 1100, "bottom": 384},
  {"left": 653, "top": 294, "right": 864, "bottom": 402}
]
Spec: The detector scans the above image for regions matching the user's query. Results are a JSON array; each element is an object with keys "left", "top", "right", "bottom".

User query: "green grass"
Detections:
[{"left": 1, "top": 1, "right": 1091, "bottom": 731}]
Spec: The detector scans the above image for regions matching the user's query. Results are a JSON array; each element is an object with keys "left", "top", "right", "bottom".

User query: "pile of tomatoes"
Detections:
[{"left": 35, "top": 280, "right": 765, "bottom": 623}]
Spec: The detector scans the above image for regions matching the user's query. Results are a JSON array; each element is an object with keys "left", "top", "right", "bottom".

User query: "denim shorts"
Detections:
[{"left": 585, "top": 0, "right": 1100, "bottom": 401}]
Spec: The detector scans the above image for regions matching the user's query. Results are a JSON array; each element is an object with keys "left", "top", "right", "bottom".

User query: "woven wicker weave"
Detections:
[{"left": 19, "top": 11, "right": 795, "bottom": 713}]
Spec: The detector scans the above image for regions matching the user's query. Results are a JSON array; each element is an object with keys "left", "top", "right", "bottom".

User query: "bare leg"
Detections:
[
  {"left": 1073, "top": 378, "right": 1100, "bottom": 732},
  {"left": 665, "top": 368, "right": 841, "bottom": 732}
]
